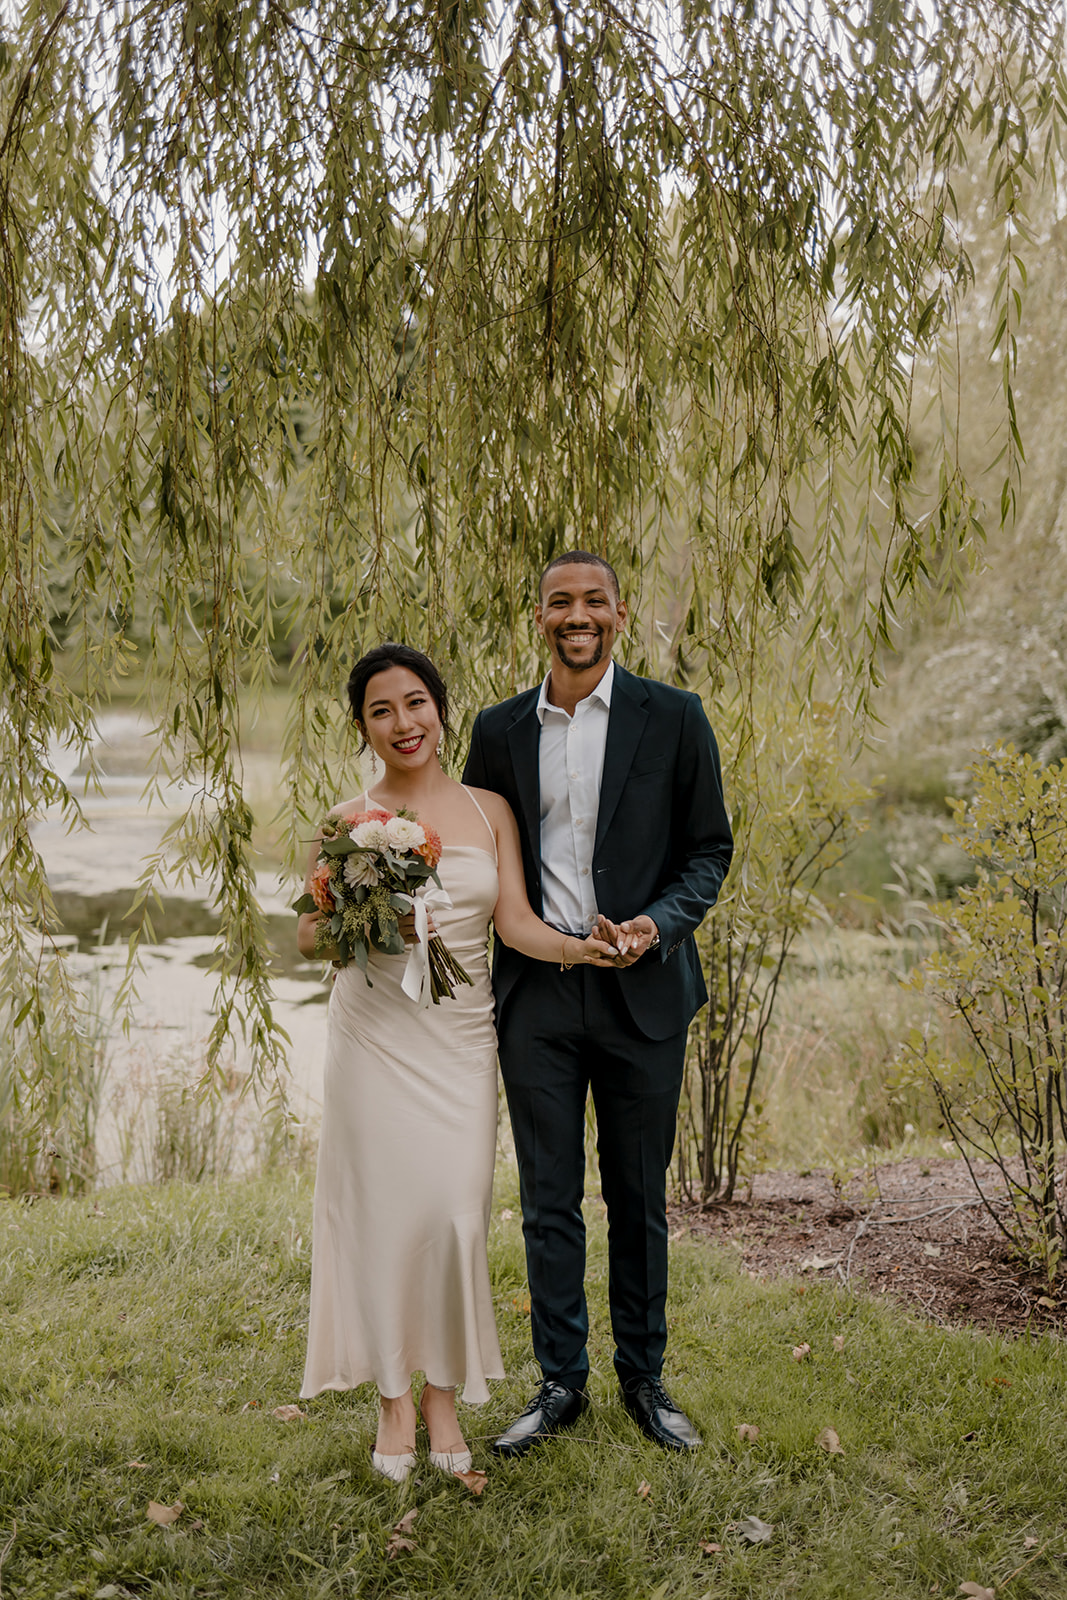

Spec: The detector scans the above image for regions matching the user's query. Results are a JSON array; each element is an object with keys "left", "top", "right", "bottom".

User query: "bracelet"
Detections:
[{"left": 560, "top": 936, "right": 574, "bottom": 972}]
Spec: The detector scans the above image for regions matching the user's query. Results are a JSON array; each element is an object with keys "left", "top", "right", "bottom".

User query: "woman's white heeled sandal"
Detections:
[
  {"left": 371, "top": 1449, "right": 417, "bottom": 1484},
  {"left": 420, "top": 1382, "right": 470, "bottom": 1474}
]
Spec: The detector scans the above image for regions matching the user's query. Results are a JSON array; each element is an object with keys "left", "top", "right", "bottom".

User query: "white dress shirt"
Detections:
[{"left": 536, "top": 661, "right": 614, "bottom": 935}]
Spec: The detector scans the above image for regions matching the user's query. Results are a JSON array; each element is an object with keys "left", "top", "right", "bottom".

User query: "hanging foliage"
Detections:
[{"left": 1, "top": 0, "right": 1065, "bottom": 1108}]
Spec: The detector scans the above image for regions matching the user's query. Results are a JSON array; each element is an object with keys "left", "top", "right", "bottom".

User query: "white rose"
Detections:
[
  {"left": 351, "top": 819, "right": 389, "bottom": 849},
  {"left": 343, "top": 853, "right": 379, "bottom": 890},
  {"left": 384, "top": 816, "right": 426, "bottom": 851}
]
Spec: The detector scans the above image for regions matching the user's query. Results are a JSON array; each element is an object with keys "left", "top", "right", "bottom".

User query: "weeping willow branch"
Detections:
[{"left": 0, "top": 0, "right": 1065, "bottom": 1113}]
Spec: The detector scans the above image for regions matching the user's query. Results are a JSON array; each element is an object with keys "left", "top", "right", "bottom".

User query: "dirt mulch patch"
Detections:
[{"left": 672, "top": 1158, "right": 1064, "bottom": 1336}]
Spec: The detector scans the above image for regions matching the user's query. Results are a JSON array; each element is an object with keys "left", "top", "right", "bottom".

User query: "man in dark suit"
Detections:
[{"left": 463, "top": 551, "right": 733, "bottom": 1454}]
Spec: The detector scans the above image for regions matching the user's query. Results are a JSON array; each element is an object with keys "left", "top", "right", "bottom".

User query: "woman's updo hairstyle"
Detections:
[{"left": 346, "top": 642, "right": 451, "bottom": 755}]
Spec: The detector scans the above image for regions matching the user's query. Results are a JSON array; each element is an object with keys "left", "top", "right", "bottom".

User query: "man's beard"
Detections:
[{"left": 555, "top": 633, "right": 604, "bottom": 670}]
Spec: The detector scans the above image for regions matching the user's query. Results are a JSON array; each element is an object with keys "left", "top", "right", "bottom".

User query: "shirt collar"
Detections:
[{"left": 535, "top": 660, "right": 615, "bottom": 724}]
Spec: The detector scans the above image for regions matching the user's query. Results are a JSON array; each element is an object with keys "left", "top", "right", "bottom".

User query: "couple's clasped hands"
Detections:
[
  {"left": 563, "top": 914, "right": 658, "bottom": 968},
  {"left": 594, "top": 912, "right": 659, "bottom": 967},
  {"left": 395, "top": 909, "right": 657, "bottom": 970}
]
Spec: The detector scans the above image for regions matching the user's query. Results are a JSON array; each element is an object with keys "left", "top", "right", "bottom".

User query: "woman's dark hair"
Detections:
[{"left": 346, "top": 642, "right": 450, "bottom": 753}]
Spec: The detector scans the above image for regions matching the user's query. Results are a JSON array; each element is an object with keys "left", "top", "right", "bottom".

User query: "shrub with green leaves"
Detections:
[
  {"left": 902, "top": 745, "right": 1067, "bottom": 1281},
  {"left": 679, "top": 700, "right": 870, "bottom": 1202}
]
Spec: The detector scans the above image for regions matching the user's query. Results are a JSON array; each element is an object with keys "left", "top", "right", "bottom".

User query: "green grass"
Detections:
[{"left": 1, "top": 1173, "right": 1065, "bottom": 1599}]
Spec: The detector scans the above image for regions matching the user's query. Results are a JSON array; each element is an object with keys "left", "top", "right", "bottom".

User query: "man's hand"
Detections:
[{"left": 594, "top": 913, "right": 659, "bottom": 967}]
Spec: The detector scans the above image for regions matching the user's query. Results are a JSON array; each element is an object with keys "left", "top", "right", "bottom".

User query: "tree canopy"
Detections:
[{"left": 2, "top": 0, "right": 1065, "bottom": 1100}]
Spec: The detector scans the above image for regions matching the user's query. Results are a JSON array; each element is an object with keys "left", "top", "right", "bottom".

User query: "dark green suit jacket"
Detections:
[{"left": 462, "top": 665, "right": 733, "bottom": 1042}]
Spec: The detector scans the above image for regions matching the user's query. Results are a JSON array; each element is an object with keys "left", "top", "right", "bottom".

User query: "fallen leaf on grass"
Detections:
[
  {"left": 1023, "top": 1536, "right": 1039, "bottom": 1549},
  {"left": 1036, "top": 1295, "right": 1057, "bottom": 1309},
  {"left": 817, "top": 1426, "right": 844, "bottom": 1455},
  {"left": 736, "top": 1423, "right": 760, "bottom": 1442},
  {"left": 271, "top": 1404, "right": 306, "bottom": 1422},
  {"left": 239, "top": 1400, "right": 260, "bottom": 1413},
  {"left": 386, "top": 1507, "right": 418, "bottom": 1560},
  {"left": 958, "top": 1585, "right": 995, "bottom": 1599},
  {"left": 453, "top": 1467, "right": 488, "bottom": 1495},
  {"left": 187, "top": 1519, "right": 204, "bottom": 1533},
  {"left": 733, "top": 1515, "right": 773, "bottom": 1544},
  {"left": 923, "top": 1243, "right": 943, "bottom": 1258},
  {"left": 637, "top": 1481, "right": 652, "bottom": 1499},
  {"left": 792, "top": 1343, "right": 811, "bottom": 1361},
  {"left": 799, "top": 1253, "right": 842, "bottom": 1272},
  {"left": 833, "top": 1335, "right": 845, "bottom": 1352},
  {"left": 146, "top": 1501, "right": 184, "bottom": 1526},
  {"left": 700, "top": 1541, "right": 724, "bottom": 1554},
  {"left": 125, "top": 1461, "right": 151, "bottom": 1470}
]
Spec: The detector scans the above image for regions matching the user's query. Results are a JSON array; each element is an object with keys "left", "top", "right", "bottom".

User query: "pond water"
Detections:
[{"left": 31, "top": 711, "right": 329, "bottom": 1181}]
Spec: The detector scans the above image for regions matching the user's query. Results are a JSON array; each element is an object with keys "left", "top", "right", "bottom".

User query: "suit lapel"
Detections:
[
  {"left": 505, "top": 693, "right": 543, "bottom": 873},
  {"left": 594, "top": 667, "right": 648, "bottom": 853}
]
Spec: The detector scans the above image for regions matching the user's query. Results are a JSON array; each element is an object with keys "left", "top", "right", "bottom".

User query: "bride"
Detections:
[{"left": 297, "top": 642, "right": 615, "bottom": 1483}]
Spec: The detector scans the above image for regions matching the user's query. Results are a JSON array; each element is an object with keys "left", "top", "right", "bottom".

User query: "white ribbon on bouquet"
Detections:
[{"left": 399, "top": 884, "right": 454, "bottom": 1008}]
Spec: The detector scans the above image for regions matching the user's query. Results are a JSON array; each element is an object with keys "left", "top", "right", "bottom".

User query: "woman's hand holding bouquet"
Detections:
[{"left": 293, "top": 807, "right": 472, "bottom": 1004}]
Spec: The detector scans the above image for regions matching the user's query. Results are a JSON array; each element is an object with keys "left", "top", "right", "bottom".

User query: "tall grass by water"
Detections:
[{"left": 5, "top": 925, "right": 955, "bottom": 1203}]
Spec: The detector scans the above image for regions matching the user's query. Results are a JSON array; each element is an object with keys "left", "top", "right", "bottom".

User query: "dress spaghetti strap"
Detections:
[{"left": 462, "top": 785, "right": 498, "bottom": 863}]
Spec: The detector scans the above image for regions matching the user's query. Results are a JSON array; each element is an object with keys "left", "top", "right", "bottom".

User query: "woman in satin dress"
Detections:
[{"left": 297, "top": 643, "right": 614, "bottom": 1483}]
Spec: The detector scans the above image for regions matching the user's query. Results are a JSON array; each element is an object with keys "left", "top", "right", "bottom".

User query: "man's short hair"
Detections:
[{"left": 539, "top": 549, "right": 621, "bottom": 600}]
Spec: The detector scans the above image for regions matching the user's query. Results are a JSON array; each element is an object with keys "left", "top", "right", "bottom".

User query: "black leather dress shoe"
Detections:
[
  {"left": 491, "top": 1381, "right": 589, "bottom": 1457},
  {"left": 620, "top": 1377, "right": 701, "bottom": 1451}
]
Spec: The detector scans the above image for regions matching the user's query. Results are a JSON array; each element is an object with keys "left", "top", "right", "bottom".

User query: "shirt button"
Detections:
[
  {"left": 581, "top": 868, "right": 590, "bottom": 876},
  {"left": 575, "top": 818, "right": 584, "bottom": 827},
  {"left": 570, "top": 772, "right": 578, "bottom": 779}
]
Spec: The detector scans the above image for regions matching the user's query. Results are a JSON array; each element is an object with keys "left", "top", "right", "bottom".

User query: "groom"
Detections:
[{"left": 463, "top": 551, "right": 733, "bottom": 1454}]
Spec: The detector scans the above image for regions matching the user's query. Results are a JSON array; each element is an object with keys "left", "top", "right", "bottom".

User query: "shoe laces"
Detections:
[
  {"left": 521, "top": 1379, "right": 573, "bottom": 1416},
  {"left": 636, "top": 1376, "right": 674, "bottom": 1411},
  {"left": 518, "top": 1383, "right": 553, "bottom": 1417}
]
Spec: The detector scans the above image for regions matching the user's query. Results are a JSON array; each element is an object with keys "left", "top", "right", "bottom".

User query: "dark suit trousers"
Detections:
[{"left": 497, "top": 960, "right": 687, "bottom": 1391}]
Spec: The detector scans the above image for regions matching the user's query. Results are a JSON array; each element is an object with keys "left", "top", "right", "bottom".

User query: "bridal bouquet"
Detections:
[{"left": 293, "top": 806, "right": 473, "bottom": 1004}]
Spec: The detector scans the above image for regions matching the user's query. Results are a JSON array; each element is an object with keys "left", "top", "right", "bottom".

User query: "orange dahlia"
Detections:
[
  {"left": 309, "top": 860, "right": 336, "bottom": 913},
  {"left": 415, "top": 823, "right": 443, "bottom": 868}
]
